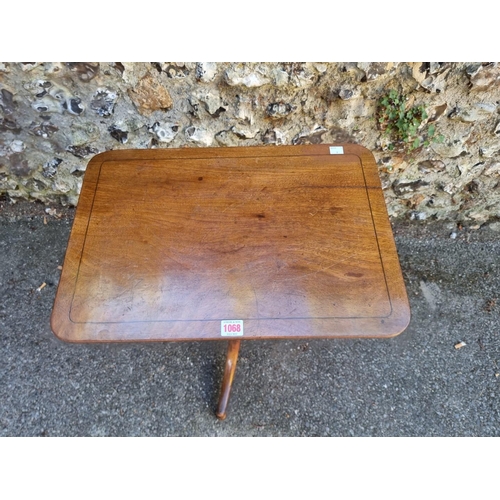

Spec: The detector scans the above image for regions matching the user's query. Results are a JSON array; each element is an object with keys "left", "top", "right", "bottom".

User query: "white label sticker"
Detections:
[
  {"left": 329, "top": 146, "right": 344, "bottom": 155},
  {"left": 221, "top": 320, "right": 244, "bottom": 336}
]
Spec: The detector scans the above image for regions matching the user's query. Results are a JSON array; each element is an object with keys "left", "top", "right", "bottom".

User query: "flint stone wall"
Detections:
[{"left": 1, "top": 62, "right": 499, "bottom": 223}]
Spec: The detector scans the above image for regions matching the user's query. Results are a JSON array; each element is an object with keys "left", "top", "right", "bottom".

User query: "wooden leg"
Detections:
[{"left": 216, "top": 339, "right": 241, "bottom": 420}]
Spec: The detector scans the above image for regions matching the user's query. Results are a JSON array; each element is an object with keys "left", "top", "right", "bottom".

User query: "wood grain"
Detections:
[{"left": 51, "top": 144, "right": 410, "bottom": 342}]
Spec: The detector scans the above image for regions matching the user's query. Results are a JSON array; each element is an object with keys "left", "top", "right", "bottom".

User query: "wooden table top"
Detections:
[{"left": 51, "top": 144, "right": 410, "bottom": 343}]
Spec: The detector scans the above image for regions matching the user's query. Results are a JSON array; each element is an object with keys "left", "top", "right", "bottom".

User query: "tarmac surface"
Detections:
[{"left": 1, "top": 200, "right": 499, "bottom": 436}]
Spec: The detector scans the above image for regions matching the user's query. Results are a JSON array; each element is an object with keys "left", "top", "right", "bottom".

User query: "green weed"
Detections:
[{"left": 377, "top": 90, "right": 441, "bottom": 152}]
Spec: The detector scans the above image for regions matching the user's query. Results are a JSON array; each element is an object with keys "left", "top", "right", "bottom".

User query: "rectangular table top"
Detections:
[{"left": 51, "top": 144, "right": 410, "bottom": 342}]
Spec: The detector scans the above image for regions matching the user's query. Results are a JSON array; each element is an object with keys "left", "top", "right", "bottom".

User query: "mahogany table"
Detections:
[{"left": 51, "top": 144, "right": 410, "bottom": 419}]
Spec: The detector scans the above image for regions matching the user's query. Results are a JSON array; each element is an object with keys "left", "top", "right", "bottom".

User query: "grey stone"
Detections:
[
  {"left": 449, "top": 103, "right": 495, "bottom": 123},
  {"left": 339, "top": 88, "right": 354, "bottom": 100},
  {"left": 66, "top": 145, "right": 98, "bottom": 158},
  {"left": 429, "top": 62, "right": 450, "bottom": 74},
  {"left": 42, "top": 158, "right": 62, "bottom": 178},
  {"left": 185, "top": 126, "right": 213, "bottom": 146},
  {"left": 65, "top": 62, "right": 99, "bottom": 82},
  {"left": 231, "top": 126, "right": 260, "bottom": 139},
  {"left": 214, "top": 129, "right": 238, "bottom": 147},
  {"left": 266, "top": 102, "right": 295, "bottom": 119},
  {"left": 271, "top": 68, "right": 289, "bottom": 86},
  {"left": 470, "top": 65, "right": 500, "bottom": 90},
  {"left": 236, "top": 95, "right": 253, "bottom": 124},
  {"left": 411, "top": 62, "right": 428, "bottom": 86},
  {"left": 465, "top": 63, "right": 482, "bottom": 77},
  {"left": 392, "top": 180, "right": 429, "bottom": 196},
  {"left": 66, "top": 98, "right": 84, "bottom": 116},
  {"left": 163, "top": 63, "right": 190, "bottom": 79},
  {"left": 90, "top": 88, "right": 118, "bottom": 117},
  {"left": 225, "top": 67, "right": 270, "bottom": 88},
  {"left": 195, "top": 63, "right": 217, "bottom": 82},
  {"left": 195, "top": 90, "right": 226, "bottom": 117},
  {"left": 108, "top": 125, "right": 128, "bottom": 144},
  {"left": 262, "top": 129, "right": 276, "bottom": 144},
  {"left": 483, "top": 162, "right": 500, "bottom": 176},
  {"left": 28, "top": 121, "right": 58, "bottom": 138},
  {"left": 0, "top": 117, "right": 21, "bottom": 133},
  {"left": 357, "top": 62, "right": 394, "bottom": 80},
  {"left": 27, "top": 81, "right": 84, "bottom": 116},
  {"left": 9, "top": 140, "right": 24, "bottom": 153},
  {"left": 428, "top": 103, "right": 448, "bottom": 122},
  {"left": 31, "top": 95, "right": 63, "bottom": 114},
  {"left": 19, "top": 62, "right": 41, "bottom": 72},
  {"left": 0, "top": 143, "right": 11, "bottom": 157},
  {"left": 149, "top": 122, "right": 178, "bottom": 144},
  {"left": 479, "top": 139, "right": 500, "bottom": 158},
  {"left": 262, "top": 128, "right": 286, "bottom": 145},
  {"left": 0, "top": 88, "right": 16, "bottom": 114},
  {"left": 420, "top": 68, "right": 450, "bottom": 93},
  {"left": 52, "top": 175, "right": 75, "bottom": 194},
  {"left": 410, "top": 211, "right": 427, "bottom": 221},
  {"left": 418, "top": 160, "right": 445, "bottom": 174},
  {"left": 313, "top": 63, "right": 328, "bottom": 73},
  {"left": 431, "top": 140, "right": 468, "bottom": 158},
  {"left": 287, "top": 64, "right": 316, "bottom": 88},
  {"left": 292, "top": 126, "right": 327, "bottom": 145}
]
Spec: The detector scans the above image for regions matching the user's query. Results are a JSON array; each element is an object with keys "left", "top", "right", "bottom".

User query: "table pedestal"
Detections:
[{"left": 216, "top": 340, "right": 241, "bottom": 420}]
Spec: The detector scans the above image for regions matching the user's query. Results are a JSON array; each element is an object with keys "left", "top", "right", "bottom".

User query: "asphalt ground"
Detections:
[{"left": 1, "top": 200, "right": 499, "bottom": 436}]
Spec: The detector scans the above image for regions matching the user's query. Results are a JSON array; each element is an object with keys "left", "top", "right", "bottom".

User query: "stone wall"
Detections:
[{"left": 1, "top": 62, "right": 499, "bottom": 223}]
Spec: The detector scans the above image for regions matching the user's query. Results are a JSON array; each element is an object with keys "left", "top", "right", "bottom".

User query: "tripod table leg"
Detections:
[{"left": 216, "top": 339, "right": 241, "bottom": 420}]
